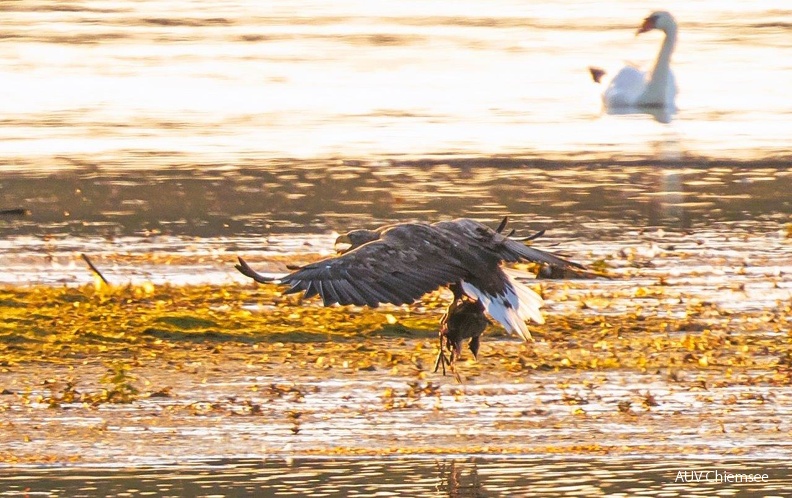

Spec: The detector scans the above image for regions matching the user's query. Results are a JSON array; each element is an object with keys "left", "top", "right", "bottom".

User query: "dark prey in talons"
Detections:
[{"left": 433, "top": 283, "right": 490, "bottom": 377}]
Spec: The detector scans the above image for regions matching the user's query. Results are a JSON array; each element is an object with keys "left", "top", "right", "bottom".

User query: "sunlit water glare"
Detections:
[{"left": 0, "top": 0, "right": 790, "bottom": 164}]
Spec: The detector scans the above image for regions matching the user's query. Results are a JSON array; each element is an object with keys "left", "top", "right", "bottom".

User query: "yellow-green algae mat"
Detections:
[{"left": 0, "top": 282, "right": 791, "bottom": 464}]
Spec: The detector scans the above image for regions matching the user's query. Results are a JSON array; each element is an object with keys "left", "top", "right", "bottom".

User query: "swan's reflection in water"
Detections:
[
  {"left": 1, "top": 457, "right": 789, "bottom": 497},
  {"left": 605, "top": 104, "right": 676, "bottom": 124}
]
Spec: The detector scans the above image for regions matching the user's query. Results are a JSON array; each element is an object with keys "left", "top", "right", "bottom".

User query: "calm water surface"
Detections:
[
  {"left": 1, "top": 163, "right": 790, "bottom": 286},
  {"left": 1, "top": 0, "right": 790, "bottom": 278},
  {"left": 0, "top": 0, "right": 790, "bottom": 164},
  {"left": 2, "top": 457, "right": 791, "bottom": 497},
  {"left": 1, "top": 1, "right": 790, "bottom": 267}
]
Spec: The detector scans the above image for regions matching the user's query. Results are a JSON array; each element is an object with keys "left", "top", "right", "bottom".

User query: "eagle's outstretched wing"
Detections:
[
  {"left": 236, "top": 218, "right": 582, "bottom": 314},
  {"left": 238, "top": 222, "right": 469, "bottom": 308}
]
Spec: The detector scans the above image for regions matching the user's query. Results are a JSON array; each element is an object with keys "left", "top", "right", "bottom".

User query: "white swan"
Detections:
[{"left": 590, "top": 11, "right": 678, "bottom": 110}]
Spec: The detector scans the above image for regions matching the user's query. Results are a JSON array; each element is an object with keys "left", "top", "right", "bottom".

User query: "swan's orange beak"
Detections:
[{"left": 636, "top": 16, "right": 656, "bottom": 35}]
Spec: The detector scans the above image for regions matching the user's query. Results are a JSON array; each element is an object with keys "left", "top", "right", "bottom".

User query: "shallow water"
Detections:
[
  {"left": 2, "top": 457, "right": 791, "bottom": 497},
  {"left": 1, "top": 0, "right": 790, "bottom": 284},
  {"left": 0, "top": 0, "right": 790, "bottom": 165},
  {"left": 1, "top": 162, "right": 791, "bottom": 286},
  {"left": 2, "top": 353, "right": 792, "bottom": 495}
]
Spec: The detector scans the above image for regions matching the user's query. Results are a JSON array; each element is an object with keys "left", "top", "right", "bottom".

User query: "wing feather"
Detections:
[
  {"left": 386, "top": 271, "right": 430, "bottom": 300},
  {"left": 376, "top": 281, "right": 410, "bottom": 306},
  {"left": 350, "top": 278, "right": 393, "bottom": 307},
  {"left": 499, "top": 238, "right": 584, "bottom": 269},
  {"left": 284, "top": 280, "right": 319, "bottom": 299},
  {"left": 274, "top": 223, "right": 467, "bottom": 306},
  {"left": 316, "top": 281, "right": 331, "bottom": 306},
  {"left": 320, "top": 279, "right": 342, "bottom": 306},
  {"left": 333, "top": 279, "right": 366, "bottom": 305},
  {"left": 434, "top": 218, "right": 583, "bottom": 269}
]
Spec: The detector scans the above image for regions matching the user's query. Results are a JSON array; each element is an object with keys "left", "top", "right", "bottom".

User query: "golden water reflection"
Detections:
[
  {"left": 1, "top": 457, "right": 790, "bottom": 497},
  {"left": 1, "top": 162, "right": 790, "bottom": 241},
  {"left": 0, "top": 1, "right": 790, "bottom": 163}
]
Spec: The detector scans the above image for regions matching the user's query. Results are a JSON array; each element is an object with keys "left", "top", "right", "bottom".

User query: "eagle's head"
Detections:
[{"left": 334, "top": 229, "right": 380, "bottom": 254}]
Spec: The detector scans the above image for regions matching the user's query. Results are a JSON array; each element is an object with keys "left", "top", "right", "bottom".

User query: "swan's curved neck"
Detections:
[{"left": 642, "top": 25, "right": 677, "bottom": 104}]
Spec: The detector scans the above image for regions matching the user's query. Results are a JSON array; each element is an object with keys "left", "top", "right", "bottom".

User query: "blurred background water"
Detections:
[
  {"left": 1, "top": 0, "right": 791, "bottom": 283},
  {"left": 0, "top": 0, "right": 790, "bottom": 165},
  {"left": 0, "top": 0, "right": 790, "bottom": 274}
]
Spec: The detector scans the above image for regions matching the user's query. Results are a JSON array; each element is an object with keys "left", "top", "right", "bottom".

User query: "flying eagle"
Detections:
[{"left": 235, "top": 217, "right": 583, "bottom": 373}]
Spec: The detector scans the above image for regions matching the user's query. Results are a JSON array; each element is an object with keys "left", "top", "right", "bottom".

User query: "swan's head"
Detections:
[{"left": 637, "top": 11, "right": 676, "bottom": 35}]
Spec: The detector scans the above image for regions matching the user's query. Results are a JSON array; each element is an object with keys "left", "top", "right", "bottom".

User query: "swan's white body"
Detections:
[{"left": 598, "top": 11, "right": 678, "bottom": 109}]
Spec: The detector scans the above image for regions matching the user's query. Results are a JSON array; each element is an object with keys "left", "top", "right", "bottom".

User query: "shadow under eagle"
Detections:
[{"left": 235, "top": 217, "right": 583, "bottom": 376}]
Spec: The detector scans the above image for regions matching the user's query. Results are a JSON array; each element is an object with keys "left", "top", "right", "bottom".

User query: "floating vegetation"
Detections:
[
  {"left": 0, "top": 282, "right": 789, "bottom": 376},
  {"left": 40, "top": 362, "right": 140, "bottom": 408},
  {"left": 0, "top": 283, "right": 442, "bottom": 365},
  {"left": 0, "top": 280, "right": 790, "bottom": 464}
]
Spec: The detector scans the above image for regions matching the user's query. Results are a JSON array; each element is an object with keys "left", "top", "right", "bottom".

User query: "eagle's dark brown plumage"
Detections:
[{"left": 235, "top": 217, "right": 582, "bottom": 374}]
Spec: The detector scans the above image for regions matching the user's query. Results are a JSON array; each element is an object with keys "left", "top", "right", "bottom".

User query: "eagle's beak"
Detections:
[
  {"left": 636, "top": 16, "right": 655, "bottom": 35},
  {"left": 334, "top": 234, "right": 352, "bottom": 254}
]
